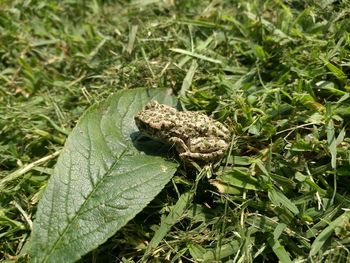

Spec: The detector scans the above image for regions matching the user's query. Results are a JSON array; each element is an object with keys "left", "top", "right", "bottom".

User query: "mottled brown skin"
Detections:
[{"left": 134, "top": 101, "right": 231, "bottom": 163}]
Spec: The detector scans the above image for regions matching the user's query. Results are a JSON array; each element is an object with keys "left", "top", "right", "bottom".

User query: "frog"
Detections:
[{"left": 134, "top": 100, "right": 231, "bottom": 163}]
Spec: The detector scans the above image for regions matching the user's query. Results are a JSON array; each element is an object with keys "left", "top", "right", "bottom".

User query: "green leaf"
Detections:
[
  {"left": 179, "top": 60, "right": 198, "bottom": 97},
  {"left": 214, "top": 168, "right": 260, "bottom": 191},
  {"left": 267, "top": 237, "right": 293, "bottom": 263},
  {"left": 188, "top": 243, "right": 207, "bottom": 261},
  {"left": 314, "top": 81, "right": 347, "bottom": 97},
  {"left": 273, "top": 223, "right": 287, "bottom": 240},
  {"left": 233, "top": 156, "right": 252, "bottom": 166},
  {"left": 268, "top": 188, "right": 299, "bottom": 215},
  {"left": 210, "top": 180, "right": 244, "bottom": 195},
  {"left": 327, "top": 119, "right": 336, "bottom": 169},
  {"left": 202, "top": 240, "right": 240, "bottom": 261},
  {"left": 254, "top": 45, "right": 267, "bottom": 61},
  {"left": 310, "top": 211, "right": 350, "bottom": 256},
  {"left": 26, "top": 88, "right": 179, "bottom": 263},
  {"left": 320, "top": 57, "right": 347, "bottom": 80},
  {"left": 170, "top": 48, "right": 223, "bottom": 64},
  {"left": 325, "top": 119, "right": 345, "bottom": 170}
]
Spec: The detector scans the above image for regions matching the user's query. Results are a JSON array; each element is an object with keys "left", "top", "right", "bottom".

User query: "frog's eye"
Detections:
[{"left": 145, "top": 100, "right": 160, "bottom": 109}]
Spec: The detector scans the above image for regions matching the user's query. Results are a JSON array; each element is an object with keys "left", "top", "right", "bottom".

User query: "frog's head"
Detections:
[{"left": 134, "top": 101, "right": 176, "bottom": 139}]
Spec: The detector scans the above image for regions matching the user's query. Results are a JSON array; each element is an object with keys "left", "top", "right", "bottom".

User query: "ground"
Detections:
[{"left": 0, "top": 0, "right": 350, "bottom": 262}]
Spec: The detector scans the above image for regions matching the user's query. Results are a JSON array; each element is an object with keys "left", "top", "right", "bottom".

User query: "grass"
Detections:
[{"left": 1, "top": 0, "right": 350, "bottom": 262}]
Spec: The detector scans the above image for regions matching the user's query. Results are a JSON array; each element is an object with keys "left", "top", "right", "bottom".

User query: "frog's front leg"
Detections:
[{"left": 169, "top": 137, "right": 190, "bottom": 154}]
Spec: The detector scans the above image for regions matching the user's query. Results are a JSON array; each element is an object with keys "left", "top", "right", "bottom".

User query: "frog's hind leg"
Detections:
[{"left": 179, "top": 150, "right": 225, "bottom": 163}]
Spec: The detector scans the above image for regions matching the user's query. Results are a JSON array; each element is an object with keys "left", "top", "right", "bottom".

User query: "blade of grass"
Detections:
[
  {"left": 267, "top": 237, "right": 293, "bottom": 263},
  {"left": 310, "top": 211, "right": 350, "bottom": 256},
  {"left": 268, "top": 187, "right": 299, "bottom": 215},
  {"left": 126, "top": 25, "right": 138, "bottom": 54},
  {"left": 327, "top": 119, "right": 337, "bottom": 169},
  {"left": 170, "top": 48, "right": 223, "bottom": 64},
  {"left": 179, "top": 60, "right": 198, "bottom": 97},
  {"left": 142, "top": 191, "right": 193, "bottom": 260},
  {"left": 0, "top": 151, "right": 60, "bottom": 190},
  {"left": 320, "top": 57, "right": 347, "bottom": 80}
]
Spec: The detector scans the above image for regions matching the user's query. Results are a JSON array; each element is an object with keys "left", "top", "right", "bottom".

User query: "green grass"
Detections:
[{"left": 1, "top": 0, "right": 350, "bottom": 262}]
